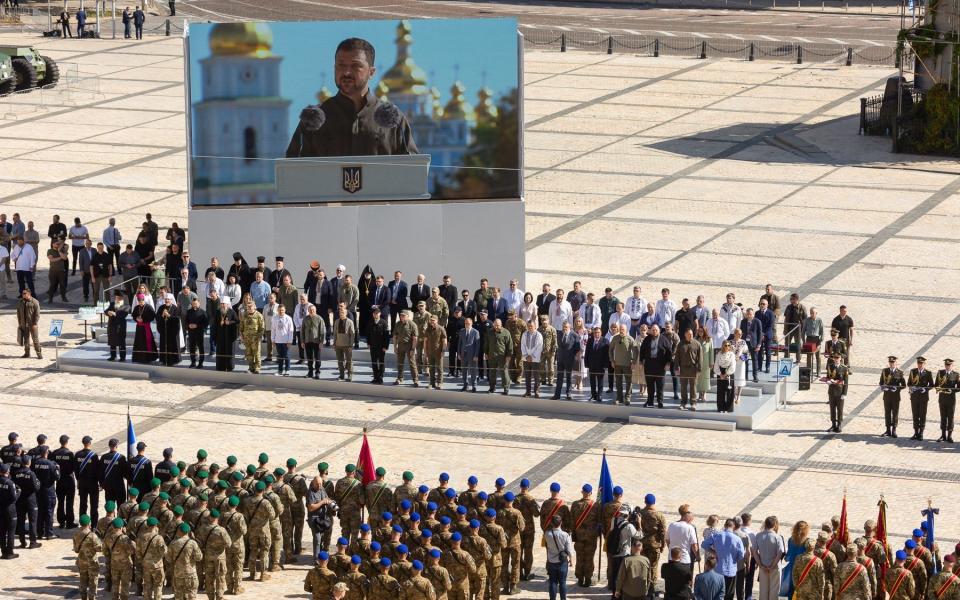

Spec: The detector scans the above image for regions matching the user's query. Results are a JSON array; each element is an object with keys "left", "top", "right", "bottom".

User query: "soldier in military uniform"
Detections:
[
  {"left": 427, "top": 287, "right": 449, "bottom": 328},
  {"left": 609, "top": 324, "right": 636, "bottom": 405},
  {"left": 505, "top": 311, "right": 526, "bottom": 384},
  {"left": 464, "top": 520, "right": 492, "bottom": 600},
  {"left": 220, "top": 496, "right": 246, "bottom": 595},
  {"left": 370, "top": 557, "right": 403, "bottom": 600},
  {"left": 825, "top": 352, "right": 849, "bottom": 433},
  {"left": 263, "top": 474, "right": 285, "bottom": 571},
  {"left": 881, "top": 356, "right": 907, "bottom": 438},
  {"left": 835, "top": 543, "right": 871, "bottom": 600},
  {"left": 394, "top": 310, "right": 420, "bottom": 386},
  {"left": 856, "top": 539, "right": 878, "bottom": 600},
  {"left": 485, "top": 320, "right": 514, "bottom": 395},
  {"left": 935, "top": 359, "right": 958, "bottom": 443},
  {"left": 425, "top": 315, "right": 448, "bottom": 389},
  {"left": 244, "top": 481, "right": 277, "bottom": 581},
  {"left": 239, "top": 298, "right": 265, "bottom": 374},
  {"left": 815, "top": 530, "right": 838, "bottom": 600},
  {"left": 904, "top": 540, "right": 928, "bottom": 600},
  {"left": 285, "top": 37, "right": 419, "bottom": 159},
  {"left": 909, "top": 357, "right": 935, "bottom": 441},
  {"left": 305, "top": 550, "right": 339, "bottom": 600},
  {"left": 637, "top": 493, "right": 666, "bottom": 592},
  {"left": 539, "top": 484, "right": 569, "bottom": 544},
  {"left": 571, "top": 484, "right": 600, "bottom": 588},
  {"left": 336, "top": 464, "right": 364, "bottom": 543},
  {"left": 792, "top": 538, "right": 824, "bottom": 600},
  {"left": 366, "top": 467, "right": 394, "bottom": 528},
  {"left": 405, "top": 559, "right": 438, "bottom": 600},
  {"left": 927, "top": 554, "right": 959, "bottom": 600},
  {"left": 73, "top": 514, "right": 103, "bottom": 600},
  {"left": 413, "top": 303, "right": 431, "bottom": 381},
  {"left": 166, "top": 523, "right": 203, "bottom": 599},
  {"left": 283, "top": 458, "right": 309, "bottom": 556},
  {"left": 186, "top": 449, "right": 209, "bottom": 479},
  {"left": 340, "top": 553, "right": 368, "bottom": 599},
  {"left": 270, "top": 468, "right": 297, "bottom": 564},
  {"left": 515, "top": 479, "right": 540, "bottom": 582},
  {"left": 885, "top": 550, "right": 916, "bottom": 600},
  {"left": 425, "top": 548, "right": 454, "bottom": 600},
  {"left": 538, "top": 316, "right": 557, "bottom": 387},
  {"left": 201, "top": 510, "right": 231, "bottom": 600},
  {"left": 138, "top": 517, "right": 167, "bottom": 600},
  {"left": 443, "top": 532, "right": 478, "bottom": 600},
  {"left": 108, "top": 518, "right": 135, "bottom": 600},
  {"left": 496, "top": 492, "right": 525, "bottom": 595}
]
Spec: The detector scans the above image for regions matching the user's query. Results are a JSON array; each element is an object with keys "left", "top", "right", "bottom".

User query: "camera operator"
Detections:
[{"left": 306, "top": 475, "right": 337, "bottom": 558}]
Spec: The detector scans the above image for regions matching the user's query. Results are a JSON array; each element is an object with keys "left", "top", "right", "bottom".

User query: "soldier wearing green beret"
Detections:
[
  {"left": 172, "top": 478, "right": 193, "bottom": 510},
  {"left": 119, "top": 487, "right": 140, "bottom": 523},
  {"left": 141, "top": 477, "right": 162, "bottom": 510},
  {"left": 264, "top": 474, "right": 286, "bottom": 570},
  {"left": 243, "top": 481, "right": 276, "bottom": 581},
  {"left": 394, "top": 471, "right": 417, "bottom": 513},
  {"left": 316, "top": 462, "right": 336, "bottom": 551},
  {"left": 163, "top": 505, "right": 186, "bottom": 587},
  {"left": 366, "top": 467, "right": 394, "bottom": 528},
  {"left": 254, "top": 453, "right": 270, "bottom": 482},
  {"left": 210, "top": 479, "right": 231, "bottom": 514},
  {"left": 283, "top": 458, "right": 309, "bottom": 557},
  {"left": 102, "top": 513, "right": 127, "bottom": 592},
  {"left": 242, "top": 464, "right": 258, "bottom": 493},
  {"left": 221, "top": 495, "right": 247, "bottom": 595},
  {"left": 336, "top": 464, "right": 364, "bottom": 543},
  {"left": 73, "top": 514, "right": 103, "bottom": 600},
  {"left": 186, "top": 494, "right": 210, "bottom": 535},
  {"left": 129, "top": 501, "right": 151, "bottom": 595},
  {"left": 138, "top": 516, "right": 166, "bottom": 600},
  {"left": 192, "top": 470, "right": 212, "bottom": 499},
  {"left": 202, "top": 509, "right": 231, "bottom": 600},
  {"left": 150, "top": 492, "right": 173, "bottom": 527},
  {"left": 186, "top": 449, "right": 209, "bottom": 479},
  {"left": 219, "top": 455, "right": 239, "bottom": 483},
  {"left": 165, "top": 523, "right": 202, "bottom": 600},
  {"left": 272, "top": 467, "right": 297, "bottom": 564}
]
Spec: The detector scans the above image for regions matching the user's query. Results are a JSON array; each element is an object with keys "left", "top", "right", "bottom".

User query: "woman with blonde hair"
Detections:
[
  {"left": 714, "top": 340, "right": 736, "bottom": 413},
  {"left": 573, "top": 316, "right": 588, "bottom": 391},
  {"left": 782, "top": 520, "right": 810, "bottom": 599}
]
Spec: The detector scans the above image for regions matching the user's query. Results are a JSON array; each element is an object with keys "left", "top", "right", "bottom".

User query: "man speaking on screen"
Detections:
[{"left": 286, "top": 37, "right": 419, "bottom": 158}]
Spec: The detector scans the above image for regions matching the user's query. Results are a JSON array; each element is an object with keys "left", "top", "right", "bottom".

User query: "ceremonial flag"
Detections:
[
  {"left": 598, "top": 449, "right": 614, "bottom": 505},
  {"left": 837, "top": 493, "right": 849, "bottom": 545},
  {"left": 356, "top": 429, "right": 376, "bottom": 487},
  {"left": 877, "top": 496, "right": 890, "bottom": 596},
  {"left": 922, "top": 501, "right": 939, "bottom": 574},
  {"left": 126, "top": 409, "right": 137, "bottom": 460}
]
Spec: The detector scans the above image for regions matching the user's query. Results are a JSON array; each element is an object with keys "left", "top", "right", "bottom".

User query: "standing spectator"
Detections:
[
  {"left": 122, "top": 7, "right": 132, "bottom": 38},
  {"left": 639, "top": 302, "right": 662, "bottom": 331},
  {"left": 0, "top": 239, "right": 8, "bottom": 299},
  {"left": 521, "top": 321, "right": 543, "bottom": 398},
  {"left": 458, "top": 316, "right": 480, "bottom": 391},
  {"left": 75, "top": 6, "right": 86, "bottom": 37},
  {"left": 446, "top": 306, "right": 464, "bottom": 377},
  {"left": 608, "top": 504, "right": 638, "bottom": 592},
  {"left": 584, "top": 327, "right": 609, "bottom": 402},
  {"left": 655, "top": 288, "right": 677, "bottom": 330},
  {"left": 674, "top": 328, "right": 701, "bottom": 410},
  {"left": 387, "top": 271, "right": 408, "bottom": 333},
  {"left": 694, "top": 555, "right": 725, "bottom": 600},
  {"left": 17, "top": 288, "right": 42, "bottom": 359},
  {"left": 504, "top": 279, "right": 523, "bottom": 314},
  {"left": 90, "top": 242, "right": 113, "bottom": 304},
  {"left": 102, "top": 218, "right": 122, "bottom": 273},
  {"left": 553, "top": 322, "right": 579, "bottom": 400},
  {"left": 250, "top": 271, "right": 270, "bottom": 310},
  {"left": 701, "top": 519, "right": 744, "bottom": 600},
  {"left": 714, "top": 341, "right": 736, "bottom": 413},
  {"left": 117, "top": 244, "right": 141, "bottom": 302},
  {"left": 0, "top": 214, "right": 11, "bottom": 288},
  {"left": 662, "top": 547, "right": 694, "bottom": 600},
  {"left": 693, "top": 295, "right": 710, "bottom": 329},
  {"left": 536, "top": 283, "right": 555, "bottom": 317},
  {"left": 367, "top": 306, "right": 388, "bottom": 383},
  {"left": 47, "top": 215, "right": 66, "bottom": 246},
  {"left": 165, "top": 245, "right": 184, "bottom": 295},
  {"left": 45, "top": 240, "right": 69, "bottom": 303},
  {"left": 59, "top": 10, "right": 73, "bottom": 38},
  {"left": 544, "top": 514, "right": 574, "bottom": 600},
  {"left": 166, "top": 221, "right": 185, "bottom": 249},
  {"left": 11, "top": 237, "right": 37, "bottom": 296},
  {"left": 301, "top": 304, "right": 326, "bottom": 380},
  {"left": 666, "top": 505, "right": 699, "bottom": 567},
  {"left": 755, "top": 299, "right": 775, "bottom": 374},
  {"left": 640, "top": 325, "right": 673, "bottom": 408},
  {"left": 802, "top": 307, "right": 824, "bottom": 376},
  {"left": 782, "top": 293, "right": 807, "bottom": 364},
  {"left": 10, "top": 214, "right": 24, "bottom": 240},
  {"left": 719, "top": 294, "right": 743, "bottom": 338},
  {"left": 67, "top": 218, "right": 88, "bottom": 276},
  {"left": 22, "top": 222, "right": 39, "bottom": 269},
  {"left": 333, "top": 304, "right": 355, "bottom": 380},
  {"left": 615, "top": 536, "right": 651, "bottom": 600},
  {"left": 76, "top": 239, "right": 94, "bottom": 302},
  {"left": 272, "top": 303, "right": 294, "bottom": 376},
  {"left": 731, "top": 329, "right": 750, "bottom": 405},
  {"left": 738, "top": 514, "right": 757, "bottom": 600},
  {"left": 705, "top": 309, "right": 730, "bottom": 359},
  {"left": 519, "top": 292, "right": 537, "bottom": 324},
  {"left": 142, "top": 212, "right": 158, "bottom": 252},
  {"left": 625, "top": 286, "right": 647, "bottom": 336},
  {"left": 567, "top": 281, "right": 586, "bottom": 314},
  {"left": 740, "top": 309, "right": 762, "bottom": 383},
  {"left": 675, "top": 298, "right": 698, "bottom": 339},
  {"left": 759, "top": 284, "right": 781, "bottom": 326},
  {"left": 752, "top": 516, "right": 784, "bottom": 600},
  {"left": 579, "top": 293, "right": 602, "bottom": 331},
  {"left": 732, "top": 517, "right": 752, "bottom": 600},
  {"left": 780, "top": 521, "right": 808, "bottom": 600},
  {"left": 830, "top": 305, "right": 854, "bottom": 364}
]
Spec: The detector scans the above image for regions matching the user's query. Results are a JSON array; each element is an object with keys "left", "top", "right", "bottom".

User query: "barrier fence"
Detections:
[
  {"left": 0, "top": 62, "right": 104, "bottom": 120},
  {"left": 523, "top": 29, "right": 898, "bottom": 66}
]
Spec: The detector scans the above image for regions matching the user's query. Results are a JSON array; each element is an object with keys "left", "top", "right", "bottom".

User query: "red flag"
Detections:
[
  {"left": 357, "top": 430, "right": 376, "bottom": 487},
  {"left": 837, "top": 493, "right": 849, "bottom": 545},
  {"left": 877, "top": 496, "right": 890, "bottom": 596}
]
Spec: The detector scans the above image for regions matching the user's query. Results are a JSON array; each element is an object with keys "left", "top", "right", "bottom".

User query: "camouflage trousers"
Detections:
[
  {"left": 501, "top": 546, "right": 521, "bottom": 587},
  {"left": 640, "top": 545, "right": 661, "bottom": 589},
  {"left": 509, "top": 351, "right": 523, "bottom": 384},
  {"left": 78, "top": 561, "right": 100, "bottom": 600},
  {"left": 450, "top": 583, "right": 471, "bottom": 600},
  {"left": 248, "top": 532, "right": 271, "bottom": 579},
  {"left": 574, "top": 537, "right": 597, "bottom": 581},
  {"left": 110, "top": 562, "right": 131, "bottom": 600},
  {"left": 203, "top": 556, "right": 226, "bottom": 600},
  {"left": 173, "top": 572, "right": 199, "bottom": 600},
  {"left": 395, "top": 346, "right": 418, "bottom": 382},
  {"left": 470, "top": 567, "right": 488, "bottom": 600},
  {"left": 269, "top": 519, "right": 283, "bottom": 568},
  {"left": 539, "top": 351, "right": 556, "bottom": 384},
  {"left": 339, "top": 511, "right": 362, "bottom": 544},
  {"left": 520, "top": 531, "right": 535, "bottom": 579},
  {"left": 291, "top": 506, "right": 306, "bottom": 554},
  {"left": 242, "top": 335, "right": 261, "bottom": 372},
  {"left": 281, "top": 513, "right": 295, "bottom": 559},
  {"left": 225, "top": 545, "right": 244, "bottom": 593},
  {"left": 486, "top": 561, "right": 502, "bottom": 600},
  {"left": 142, "top": 563, "right": 164, "bottom": 600}
]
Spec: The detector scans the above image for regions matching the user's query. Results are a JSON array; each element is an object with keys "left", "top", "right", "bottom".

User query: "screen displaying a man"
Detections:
[{"left": 286, "top": 37, "right": 419, "bottom": 158}]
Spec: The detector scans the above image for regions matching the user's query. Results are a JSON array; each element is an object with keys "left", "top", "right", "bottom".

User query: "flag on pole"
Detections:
[
  {"left": 837, "top": 493, "right": 849, "bottom": 545},
  {"left": 126, "top": 409, "right": 137, "bottom": 460},
  {"left": 876, "top": 495, "right": 890, "bottom": 596},
  {"left": 598, "top": 450, "right": 614, "bottom": 504},
  {"left": 922, "top": 500, "right": 939, "bottom": 574},
  {"left": 356, "top": 429, "right": 376, "bottom": 488}
]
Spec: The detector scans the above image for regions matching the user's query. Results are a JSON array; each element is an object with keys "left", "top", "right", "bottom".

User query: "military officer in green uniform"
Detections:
[
  {"left": 880, "top": 355, "right": 907, "bottom": 438},
  {"left": 239, "top": 299, "right": 264, "bottom": 374},
  {"left": 571, "top": 484, "right": 600, "bottom": 588},
  {"left": 504, "top": 311, "right": 525, "bottom": 384},
  {"left": 413, "top": 302, "right": 431, "bottom": 382},
  {"left": 608, "top": 323, "right": 635, "bottom": 405},
  {"left": 538, "top": 316, "right": 557, "bottom": 387},
  {"left": 935, "top": 358, "right": 958, "bottom": 443},
  {"left": 366, "top": 467, "right": 394, "bottom": 527},
  {"left": 393, "top": 310, "right": 420, "bottom": 386},
  {"left": 791, "top": 539, "right": 824, "bottom": 600},
  {"left": 484, "top": 319, "right": 514, "bottom": 395},
  {"left": 908, "top": 356, "right": 934, "bottom": 441},
  {"left": 638, "top": 493, "right": 666, "bottom": 592},
  {"left": 336, "top": 464, "right": 364, "bottom": 543},
  {"left": 826, "top": 351, "right": 849, "bottom": 433},
  {"left": 427, "top": 287, "right": 449, "bottom": 328},
  {"left": 425, "top": 315, "right": 448, "bottom": 389}
]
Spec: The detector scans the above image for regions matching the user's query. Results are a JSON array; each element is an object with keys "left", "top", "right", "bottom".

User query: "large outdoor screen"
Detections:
[{"left": 186, "top": 18, "right": 521, "bottom": 206}]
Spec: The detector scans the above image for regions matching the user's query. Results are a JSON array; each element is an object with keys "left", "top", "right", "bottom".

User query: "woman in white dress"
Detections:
[
  {"left": 573, "top": 316, "right": 588, "bottom": 391},
  {"left": 732, "top": 327, "right": 750, "bottom": 405},
  {"left": 520, "top": 292, "right": 538, "bottom": 325},
  {"left": 714, "top": 340, "right": 736, "bottom": 413}
]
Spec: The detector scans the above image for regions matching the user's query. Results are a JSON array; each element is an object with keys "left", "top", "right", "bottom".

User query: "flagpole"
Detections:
[
  {"left": 596, "top": 447, "right": 605, "bottom": 584},
  {"left": 359, "top": 427, "right": 367, "bottom": 526}
]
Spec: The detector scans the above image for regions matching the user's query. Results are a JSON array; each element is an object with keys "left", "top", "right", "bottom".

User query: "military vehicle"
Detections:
[
  {"left": 0, "top": 46, "right": 59, "bottom": 91},
  {"left": 0, "top": 54, "right": 13, "bottom": 96}
]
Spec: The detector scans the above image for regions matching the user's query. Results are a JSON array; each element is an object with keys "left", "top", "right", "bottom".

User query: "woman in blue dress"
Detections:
[{"left": 781, "top": 520, "right": 810, "bottom": 599}]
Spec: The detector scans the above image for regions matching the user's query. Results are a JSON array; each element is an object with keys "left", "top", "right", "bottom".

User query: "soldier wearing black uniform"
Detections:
[
  {"left": 879, "top": 356, "right": 906, "bottom": 438},
  {"left": 826, "top": 351, "right": 849, "bottom": 433},
  {"left": 154, "top": 447, "right": 176, "bottom": 484},
  {"left": 32, "top": 446, "right": 59, "bottom": 540},
  {"left": 50, "top": 435, "right": 76, "bottom": 529},
  {"left": 74, "top": 435, "right": 100, "bottom": 526},
  {"left": 0, "top": 432, "right": 21, "bottom": 465},
  {"left": 26, "top": 434, "right": 47, "bottom": 459},
  {"left": 127, "top": 441, "right": 153, "bottom": 500},
  {"left": 99, "top": 438, "right": 128, "bottom": 505},
  {"left": 0, "top": 463, "right": 19, "bottom": 559},
  {"left": 935, "top": 358, "right": 958, "bottom": 443},
  {"left": 13, "top": 455, "right": 41, "bottom": 549},
  {"left": 908, "top": 356, "right": 934, "bottom": 441}
]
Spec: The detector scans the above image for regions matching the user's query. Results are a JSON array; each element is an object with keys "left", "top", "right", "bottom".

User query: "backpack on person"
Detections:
[{"left": 606, "top": 516, "right": 630, "bottom": 554}]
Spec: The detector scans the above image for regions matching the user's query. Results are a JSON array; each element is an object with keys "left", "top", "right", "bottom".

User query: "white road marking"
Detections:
[
  {"left": 861, "top": 39, "right": 883, "bottom": 46},
  {"left": 658, "top": 30, "right": 677, "bottom": 37},
  {"left": 725, "top": 33, "right": 745, "bottom": 40},
  {"left": 827, "top": 38, "right": 848, "bottom": 44},
  {"left": 760, "top": 35, "right": 779, "bottom": 41},
  {"left": 692, "top": 32, "right": 709, "bottom": 38},
  {"left": 794, "top": 36, "right": 813, "bottom": 43}
]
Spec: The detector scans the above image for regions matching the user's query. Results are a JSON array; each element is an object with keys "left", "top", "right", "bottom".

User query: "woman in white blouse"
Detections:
[
  {"left": 714, "top": 340, "right": 736, "bottom": 413},
  {"left": 223, "top": 274, "right": 241, "bottom": 311},
  {"left": 137, "top": 282, "right": 155, "bottom": 310},
  {"left": 731, "top": 327, "right": 750, "bottom": 405},
  {"left": 520, "top": 292, "right": 537, "bottom": 325},
  {"left": 573, "top": 316, "right": 588, "bottom": 391}
]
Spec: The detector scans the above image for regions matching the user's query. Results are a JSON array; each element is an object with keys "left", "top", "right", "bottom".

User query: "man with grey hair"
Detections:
[{"left": 752, "top": 516, "right": 784, "bottom": 600}]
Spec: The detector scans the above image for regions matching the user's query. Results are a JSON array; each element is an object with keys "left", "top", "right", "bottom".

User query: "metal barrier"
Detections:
[
  {"left": 0, "top": 62, "right": 103, "bottom": 120},
  {"left": 524, "top": 31, "right": 898, "bottom": 66}
]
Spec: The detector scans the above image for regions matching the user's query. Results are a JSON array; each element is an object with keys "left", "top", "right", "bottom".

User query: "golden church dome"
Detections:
[
  {"left": 380, "top": 20, "right": 429, "bottom": 96},
  {"left": 209, "top": 23, "right": 273, "bottom": 57},
  {"left": 475, "top": 87, "right": 498, "bottom": 124},
  {"left": 442, "top": 81, "right": 474, "bottom": 121}
]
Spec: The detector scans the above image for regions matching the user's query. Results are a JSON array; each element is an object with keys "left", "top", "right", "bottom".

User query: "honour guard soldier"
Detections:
[
  {"left": 792, "top": 539, "right": 824, "bottom": 600},
  {"left": 480, "top": 508, "right": 507, "bottom": 600},
  {"left": 100, "top": 438, "right": 128, "bottom": 505},
  {"left": 370, "top": 557, "right": 402, "bottom": 600},
  {"left": 880, "top": 356, "right": 907, "bottom": 438},
  {"left": 815, "top": 531, "right": 839, "bottom": 600},
  {"left": 336, "top": 465, "right": 364, "bottom": 543},
  {"left": 73, "top": 514, "right": 103, "bottom": 600},
  {"left": 856, "top": 520, "right": 886, "bottom": 594},
  {"left": 908, "top": 357, "right": 934, "bottom": 441},
  {"left": 826, "top": 352, "right": 849, "bottom": 433},
  {"left": 885, "top": 551, "right": 916, "bottom": 600},
  {"left": 935, "top": 359, "right": 958, "bottom": 443},
  {"left": 139, "top": 517, "right": 167, "bottom": 600},
  {"left": 928, "top": 554, "right": 959, "bottom": 600},
  {"left": 166, "top": 522, "right": 203, "bottom": 600},
  {"left": 515, "top": 479, "right": 540, "bottom": 581},
  {"left": 571, "top": 484, "right": 600, "bottom": 588},
  {"left": 638, "top": 494, "right": 667, "bottom": 592},
  {"left": 904, "top": 540, "right": 928, "bottom": 600},
  {"left": 835, "top": 544, "right": 871, "bottom": 600},
  {"left": 496, "top": 492, "right": 525, "bottom": 595},
  {"left": 425, "top": 548, "right": 453, "bottom": 600}
]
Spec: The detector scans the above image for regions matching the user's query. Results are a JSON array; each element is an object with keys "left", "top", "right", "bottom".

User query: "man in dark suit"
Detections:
[
  {"left": 553, "top": 322, "right": 580, "bottom": 400},
  {"left": 740, "top": 308, "right": 762, "bottom": 383},
  {"left": 755, "top": 299, "right": 776, "bottom": 374},
  {"left": 639, "top": 324, "right": 673, "bottom": 408},
  {"left": 487, "top": 287, "right": 508, "bottom": 323},
  {"left": 438, "top": 275, "right": 458, "bottom": 311},
  {"left": 584, "top": 327, "right": 609, "bottom": 402},
  {"left": 98, "top": 438, "right": 127, "bottom": 505},
  {"left": 536, "top": 283, "right": 555, "bottom": 317},
  {"left": 409, "top": 274, "right": 429, "bottom": 309},
  {"left": 388, "top": 270, "right": 408, "bottom": 332},
  {"left": 457, "top": 290, "right": 476, "bottom": 321},
  {"left": 370, "top": 275, "right": 390, "bottom": 326}
]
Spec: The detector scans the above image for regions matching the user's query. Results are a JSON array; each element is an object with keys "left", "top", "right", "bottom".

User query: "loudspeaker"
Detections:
[{"left": 799, "top": 367, "right": 811, "bottom": 391}]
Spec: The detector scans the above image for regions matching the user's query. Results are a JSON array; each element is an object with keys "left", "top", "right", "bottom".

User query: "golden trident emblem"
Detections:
[{"left": 342, "top": 166, "right": 362, "bottom": 194}]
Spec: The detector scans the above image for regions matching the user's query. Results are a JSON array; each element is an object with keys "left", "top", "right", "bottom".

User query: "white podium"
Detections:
[{"left": 276, "top": 155, "right": 432, "bottom": 203}]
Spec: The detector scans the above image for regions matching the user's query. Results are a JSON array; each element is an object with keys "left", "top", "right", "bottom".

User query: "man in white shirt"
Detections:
[
  {"left": 200, "top": 271, "right": 225, "bottom": 304},
  {"left": 272, "top": 303, "right": 295, "bottom": 376},
  {"left": 719, "top": 293, "right": 743, "bottom": 339},
  {"left": 548, "top": 288, "right": 573, "bottom": 331},
  {"left": 655, "top": 288, "right": 677, "bottom": 329},
  {"left": 706, "top": 309, "right": 731, "bottom": 356},
  {"left": 67, "top": 217, "right": 89, "bottom": 276},
  {"left": 579, "top": 293, "right": 602, "bottom": 331},
  {"left": 504, "top": 279, "right": 524, "bottom": 313},
  {"left": 293, "top": 293, "right": 314, "bottom": 364},
  {"left": 608, "top": 302, "right": 632, "bottom": 336},
  {"left": 11, "top": 237, "right": 37, "bottom": 296},
  {"left": 666, "top": 504, "right": 700, "bottom": 566},
  {"left": 625, "top": 286, "right": 647, "bottom": 336},
  {"left": 521, "top": 321, "right": 544, "bottom": 398},
  {"left": 102, "top": 217, "right": 122, "bottom": 273}
]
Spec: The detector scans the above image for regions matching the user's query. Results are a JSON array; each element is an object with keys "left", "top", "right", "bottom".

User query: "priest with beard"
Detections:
[
  {"left": 214, "top": 299, "right": 239, "bottom": 372},
  {"left": 156, "top": 293, "right": 182, "bottom": 366},
  {"left": 131, "top": 293, "right": 158, "bottom": 363},
  {"left": 105, "top": 290, "right": 130, "bottom": 362}
]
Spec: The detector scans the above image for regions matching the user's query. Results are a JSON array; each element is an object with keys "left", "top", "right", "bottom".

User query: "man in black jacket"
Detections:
[
  {"left": 32, "top": 447, "right": 59, "bottom": 540},
  {"left": 553, "top": 322, "right": 580, "bottom": 400},
  {"left": 186, "top": 296, "right": 209, "bottom": 368},
  {"left": 367, "top": 307, "right": 390, "bottom": 384},
  {"left": 99, "top": 438, "right": 127, "bottom": 505},
  {"left": 127, "top": 441, "right": 153, "bottom": 500},
  {"left": 640, "top": 325, "right": 673, "bottom": 408},
  {"left": 438, "top": 275, "right": 458, "bottom": 311},
  {"left": 13, "top": 455, "right": 41, "bottom": 549},
  {"left": 74, "top": 436, "right": 99, "bottom": 526},
  {"left": 536, "top": 283, "right": 555, "bottom": 317},
  {"left": 585, "top": 327, "right": 609, "bottom": 402},
  {"left": 0, "top": 463, "right": 19, "bottom": 558},
  {"left": 50, "top": 435, "right": 75, "bottom": 530}
]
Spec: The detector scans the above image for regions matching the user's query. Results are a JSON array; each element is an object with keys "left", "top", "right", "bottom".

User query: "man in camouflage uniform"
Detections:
[
  {"left": 166, "top": 523, "right": 203, "bottom": 600},
  {"left": 496, "top": 493, "right": 525, "bottom": 595},
  {"left": 927, "top": 554, "right": 959, "bottom": 600},
  {"left": 514, "top": 479, "right": 540, "bottom": 582},
  {"left": 815, "top": 531, "right": 839, "bottom": 600},
  {"left": 425, "top": 315, "right": 448, "bottom": 389},
  {"left": 336, "top": 464, "right": 364, "bottom": 543},
  {"left": 571, "top": 484, "right": 600, "bottom": 588},
  {"left": 425, "top": 548, "right": 453, "bottom": 600},
  {"left": 119, "top": 488, "right": 140, "bottom": 522},
  {"left": 405, "top": 559, "right": 438, "bottom": 600},
  {"left": 128, "top": 501, "right": 151, "bottom": 595},
  {"left": 443, "top": 532, "right": 478, "bottom": 600},
  {"left": 638, "top": 493, "right": 666, "bottom": 592},
  {"left": 413, "top": 303, "right": 431, "bottom": 381},
  {"left": 221, "top": 496, "right": 246, "bottom": 595},
  {"left": 484, "top": 320, "right": 513, "bottom": 395},
  {"left": 163, "top": 506, "right": 185, "bottom": 587},
  {"left": 201, "top": 510, "right": 231, "bottom": 600},
  {"left": 427, "top": 287, "right": 449, "bottom": 327},
  {"left": 187, "top": 450, "right": 209, "bottom": 479},
  {"left": 108, "top": 518, "right": 135, "bottom": 600},
  {"left": 366, "top": 467, "right": 395, "bottom": 528},
  {"left": 480, "top": 508, "right": 507, "bottom": 600},
  {"left": 271, "top": 468, "right": 297, "bottom": 564},
  {"left": 370, "top": 557, "right": 403, "bottom": 600},
  {"left": 263, "top": 475, "right": 285, "bottom": 571},
  {"left": 74, "top": 514, "right": 103, "bottom": 600},
  {"left": 504, "top": 311, "right": 525, "bottom": 384},
  {"left": 239, "top": 299, "right": 264, "bottom": 372},
  {"left": 886, "top": 550, "right": 916, "bottom": 600},
  {"left": 904, "top": 540, "right": 928, "bottom": 600},
  {"left": 464, "top": 520, "right": 493, "bottom": 600},
  {"left": 244, "top": 481, "right": 276, "bottom": 581},
  {"left": 791, "top": 538, "right": 824, "bottom": 600},
  {"left": 283, "top": 458, "right": 309, "bottom": 557},
  {"left": 138, "top": 517, "right": 167, "bottom": 600},
  {"left": 538, "top": 316, "right": 557, "bottom": 386},
  {"left": 835, "top": 544, "right": 871, "bottom": 600},
  {"left": 855, "top": 519, "right": 887, "bottom": 599},
  {"left": 305, "top": 550, "right": 339, "bottom": 599},
  {"left": 393, "top": 310, "right": 420, "bottom": 386},
  {"left": 340, "top": 553, "right": 368, "bottom": 599}
]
